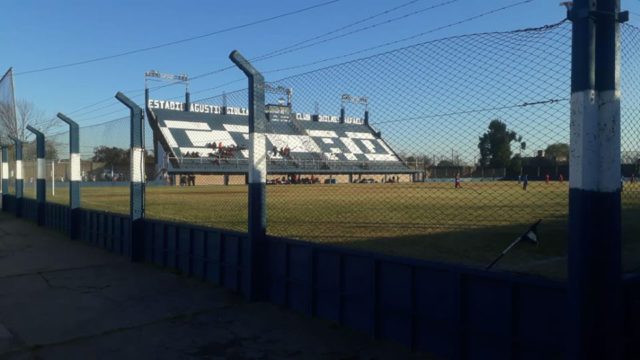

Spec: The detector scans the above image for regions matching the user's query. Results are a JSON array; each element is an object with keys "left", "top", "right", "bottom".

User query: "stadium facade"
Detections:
[{"left": 146, "top": 98, "right": 418, "bottom": 185}]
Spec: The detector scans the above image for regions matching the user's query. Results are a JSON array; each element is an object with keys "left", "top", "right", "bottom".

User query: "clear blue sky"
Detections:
[
  {"left": 0, "top": 0, "right": 640, "bottom": 131},
  {"left": 0, "top": 0, "right": 590, "bottom": 127}
]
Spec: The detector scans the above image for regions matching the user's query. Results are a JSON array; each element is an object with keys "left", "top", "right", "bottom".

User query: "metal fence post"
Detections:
[
  {"left": 230, "top": 50, "right": 266, "bottom": 301},
  {"left": 1, "top": 146, "right": 7, "bottom": 211},
  {"left": 26, "top": 125, "right": 46, "bottom": 226},
  {"left": 115, "top": 92, "right": 145, "bottom": 261},
  {"left": 568, "top": 0, "right": 626, "bottom": 358},
  {"left": 8, "top": 136, "right": 23, "bottom": 217},
  {"left": 57, "top": 113, "right": 81, "bottom": 239}
]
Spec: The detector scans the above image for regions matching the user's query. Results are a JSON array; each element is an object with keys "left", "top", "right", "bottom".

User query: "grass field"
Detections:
[{"left": 16, "top": 180, "right": 640, "bottom": 279}]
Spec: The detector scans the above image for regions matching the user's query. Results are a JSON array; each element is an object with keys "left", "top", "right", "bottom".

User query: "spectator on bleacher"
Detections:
[
  {"left": 180, "top": 174, "right": 186, "bottom": 186},
  {"left": 272, "top": 146, "right": 278, "bottom": 157},
  {"left": 284, "top": 146, "right": 290, "bottom": 157}
]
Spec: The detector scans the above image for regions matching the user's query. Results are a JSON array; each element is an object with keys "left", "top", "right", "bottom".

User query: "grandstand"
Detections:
[{"left": 146, "top": 101, "right": 416, "bottom": 184}]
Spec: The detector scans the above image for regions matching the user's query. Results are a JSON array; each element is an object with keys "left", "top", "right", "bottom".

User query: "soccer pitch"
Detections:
[{"left": 19, "top": 181, "right": 640, "bottom": 279}]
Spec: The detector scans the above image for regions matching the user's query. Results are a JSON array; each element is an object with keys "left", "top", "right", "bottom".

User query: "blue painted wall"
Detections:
[{"left": 4, "top": 195, "right": 639, "bottom": 359}]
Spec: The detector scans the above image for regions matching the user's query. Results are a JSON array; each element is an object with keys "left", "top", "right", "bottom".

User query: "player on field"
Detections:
[
  {"left": 522, "top": 174, "right": 529, "bottom": 191},
  {"left": 454, "top": 173, "right": 461, "bottom": 189}
]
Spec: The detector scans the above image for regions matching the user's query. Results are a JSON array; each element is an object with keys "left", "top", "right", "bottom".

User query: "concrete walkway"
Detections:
[{"left": 0, "top": 212, "right": 430, "bottom": 359}]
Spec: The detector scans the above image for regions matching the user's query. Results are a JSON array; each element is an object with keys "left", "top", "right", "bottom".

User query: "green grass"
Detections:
[{"left": 18, "top": 181, "right": 640, "bottom": 279}]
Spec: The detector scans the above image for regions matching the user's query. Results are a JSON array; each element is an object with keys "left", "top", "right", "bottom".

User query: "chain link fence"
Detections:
[
  {"left": 6, "top": 20, "right": 638, "bottom": 277},
  {"left": 144, "top": 89, "right": 249, "bottom": 231},
  {"left": 255, "top": 22, "right": 573, "bottom": 275},
  {"left": 40, "top": 116, "right": 133, "bottom": 209},
  {"left": 130, "top": 20, "right": 640, "bottom": 277},
  {"left": 621, "top": 23, "right": 640, "bottom": 273}
]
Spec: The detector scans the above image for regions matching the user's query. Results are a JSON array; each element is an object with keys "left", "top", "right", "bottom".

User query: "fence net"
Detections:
[
  {"left": 621, "top": 23, "right": 640, "bottom": 274},
  {"left": 9, "top": 20, "right": 639, "bottom": 278},
  {"left": 40, "top": 116, "right": 133, "bottom": 209},
  {"left": 0, "top": 68, "right": 17, "bottom": 146},
  {"left": 143, "top": 89, "right": 249, "bottom": 231},
  {"left": 257, "top": 21, "right": 572, "bottom": 276}
]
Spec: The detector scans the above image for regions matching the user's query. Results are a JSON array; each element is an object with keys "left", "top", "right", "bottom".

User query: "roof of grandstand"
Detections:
[{"left": 147, "top": 104, "right": 413, "bottom": 175}]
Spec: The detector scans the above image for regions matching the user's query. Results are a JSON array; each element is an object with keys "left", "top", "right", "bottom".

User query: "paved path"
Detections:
[{"left": 0, "top": 212, "right": 430, "bottom": 359}]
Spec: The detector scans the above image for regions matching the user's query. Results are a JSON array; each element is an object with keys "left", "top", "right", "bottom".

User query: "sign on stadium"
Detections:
[{"left": 147, "top": 99, "right": 221, "bottom": 114}]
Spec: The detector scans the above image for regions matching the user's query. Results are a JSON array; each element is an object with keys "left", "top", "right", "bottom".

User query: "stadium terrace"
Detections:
[{"left": 146, "top": 100, "right": 418, "bottom": 185}]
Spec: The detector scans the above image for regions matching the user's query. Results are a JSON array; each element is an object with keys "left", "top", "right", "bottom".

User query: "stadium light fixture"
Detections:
[
  {"left": 265, "top": 83, "right": 293, "bottom": 105},
  {"left": 144, "top": 70, "right": 190, "bottom": 91},
  {"left": 341, "top": 93, "right": 369, "bottom": 110}
]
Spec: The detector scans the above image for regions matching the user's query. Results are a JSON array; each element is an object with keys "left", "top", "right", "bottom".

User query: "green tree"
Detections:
[
  {"left": 478, "top": 120, "right": 523, "bottom": 168},
  {"left": 92, "top": 146, "right": 129, "bottom": 167},
  {"left": 437, "top": 159, "right": 455, "bottom": 167},
  {"left": 22, "top": 140, "right": 58, "bottom": 160},
  {"left": 545, "top": 143, "right": 569, "bottom": 162},
  {"left": 508, "top": 154, "right": 523, "bottom": 176}
]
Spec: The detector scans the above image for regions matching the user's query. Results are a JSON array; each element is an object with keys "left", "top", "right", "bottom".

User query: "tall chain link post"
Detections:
[
  {"left": 1, "top": 146, "right": 7, "bottom": 211},
  {"left": 230, "top": 50, "right": 267, "bottom": 301},
  {"left": 116, "top": 92, "right": 145, "bottom": 261},
  {"left": 26, "top": 125, "right": 46, "bottom": 226},
  {"left": 568, "top": 0, "right": 627, "bottom": 357},
  {"left": 8, "top": 136, "right": 23, "bottom": 217},
  {"left": 57, "top": 113, "right": 81, "bottom": 239}
]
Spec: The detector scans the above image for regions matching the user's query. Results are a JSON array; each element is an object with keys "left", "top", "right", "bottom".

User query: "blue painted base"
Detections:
[
  {"left": 568, "top": 188, "right": 622, "bottom": 359},
  {"left": 37, "top": 179, "right": 45, "bottom": 226},
  {"left": 247, "top": 182, "right": 267, "bottom": 301}
]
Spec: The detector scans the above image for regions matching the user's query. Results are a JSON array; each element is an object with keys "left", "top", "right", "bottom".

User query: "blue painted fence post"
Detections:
[
  {"left": 56, "top": 113, "right": 81, "bottom": 239},
  {"left": 26, "top": 125, "right": 46, "bottom": 226},
  {"left": 8, "top": 136, "right": 23, "bottom": 218},
  {"left": 1, "top": 146, "right": 7, "bottom": 211},
  {"left": 115, "top": 92, "right": 145, "bottom": 261},
  {"left": 568, "top": 0, "right": 626, "bottom": 358},
  {"left": 229, "top": 50, "right": 267, "bottom": 301}
]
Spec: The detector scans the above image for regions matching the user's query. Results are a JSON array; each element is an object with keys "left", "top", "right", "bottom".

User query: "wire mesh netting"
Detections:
[
  {"left": 257, "top": 20, "right": 639, "bottom": 277},
  {"left": 46, "top": 127, "right": 71, "bottom": 206},
  {"left": 0, "top": 68, "right": 17, "bottom": 146},
  {"left": 7, "top": 20, "right": 638, "bottom": 278},
  {"left": 40, "top": 116, "right": 133, "bottom": 209},
  {"left": 621, "top": 23, "right": 640, "bottom": 274},
  {"left": 143, "top": 89, "right": 249, "bottom": 231}
]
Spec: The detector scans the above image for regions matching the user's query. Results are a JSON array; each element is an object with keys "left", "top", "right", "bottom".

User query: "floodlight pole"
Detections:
[
  {"left": 116, "top": 91, "right": 145, "bottom": 261},
  {"left": 56, "top": 113, "right": 81, "bottom": 239},
  {"left": 230, "top": 50, "right": 266, "bottom": 301},
  {"left": 1, "top": 146, "right": 7, "bottom": 211},
  {"left": 26, "top": 125, "right": 46, "bottom": 226},
  {"left": 8, "top": 136, "right": 23, "bottom": 217},
  {"left": 568, "top": 0, "right": 626, "bottom": 358}
]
